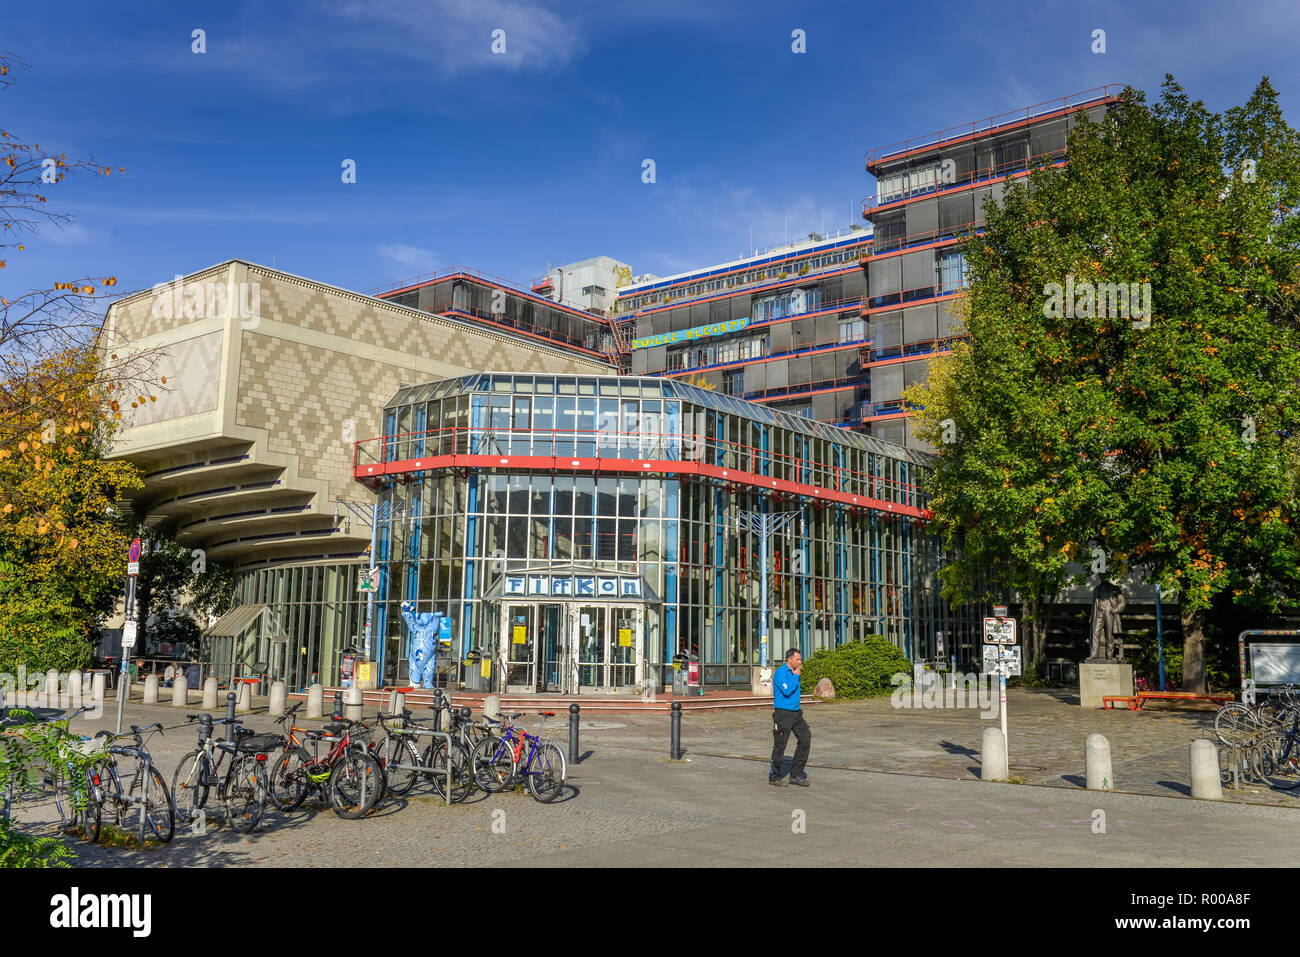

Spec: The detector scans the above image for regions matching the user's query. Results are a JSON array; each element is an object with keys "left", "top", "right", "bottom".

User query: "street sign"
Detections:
[
  {"left": 982, "top": 644, "right": 1021, "bottom": 676},
  {"left": 127, "top": 537, "right": 142, "bottom": 577},
  {"left": 121, "top": 620, "right": 137, "bottom": 649},
  {"left": 983, "top": 617, "right": 1017, "bottom": 645},
  {"left": 357, "top": 567, "right": 380, "bottom": 593},
  {"left": 993, "top": 604, "right": 1008, "bottom": 618}
]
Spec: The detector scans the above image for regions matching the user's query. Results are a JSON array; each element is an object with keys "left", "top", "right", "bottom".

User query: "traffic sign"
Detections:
[
  {"left": 983, "top": 617, "right": 1017, "bottom": 645},
  {"left": 982, "top": 644, "right": 1021, "bottom": 676},
  {"left": 128, "top": 537, "right": 142, "bottom": 577},
  {"left": 121, "top": 620, "right": 137, "bottom": 649},
  {"left": 357, "top": 567, "right": 380, "bottom": 593},
  {"left": 993, "top": 604, "right": 1008, "bottom": 618}
]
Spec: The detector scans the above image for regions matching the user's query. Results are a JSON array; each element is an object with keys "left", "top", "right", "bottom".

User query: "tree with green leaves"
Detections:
[{"left": 906, "top": 77, "right": 1300, "bottom": 689}]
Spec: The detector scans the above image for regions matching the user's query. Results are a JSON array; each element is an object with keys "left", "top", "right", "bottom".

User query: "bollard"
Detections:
[
  {"left": 202, "top": 677, "right": 218, "bottom": 710},
  {"left": 235, "top": 680, "right": 252, "bottom": 713},
  {"left": 45, "top": 669, "right": 61, "bottom": 707},
  {"left": 343, "top": 686, "right": 362, "bottom": 721},
  {"left": 268, "top": 680, "right": 287, "bottom": 716},
  {"left": 1190, "top": 738, "right": 1223, "bottom": 800},
  {"left": 171, "top": 675, "right": 189, "bottom": 707},
  {"left": 392, "top": 691, "right": 407, "bottom": 715},
  {"left": 143, "top": 673, "right": 160, "bottom": 705},
  {"left": 981, "top": 726, "right": 1009, "bottom": 781},
  {"left": 91, "top": 672, "right": 106, "bottom": 708},
  {"left": 670, "top": 701, "right": 682, "bottom": 760},
  {"left": 225, "top": 692, "right": 237, "bottom": 742},
  {"left": 1085, "top": 733, "right": 1114, "bottom": 791},
  {"left": 332, "top": 691, "right": 344, "bottom": 720},
  {"left": 568, "top": 703, "right": 580, "bottom": 765},
  {"left": 306, "top": 683, "right": 324, "bottom": 718},
  {"left": 484, "top": 694, "right": 500, "bottom": 721},
  {"left": 68, "top": 670, "right": 83, "bottom": 710}
]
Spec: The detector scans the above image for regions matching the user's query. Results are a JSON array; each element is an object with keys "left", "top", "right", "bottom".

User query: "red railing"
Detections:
[
  {"left": 373, "top": 267, "right": 608, "bottom": 323},
  {"left": 663, "top": 329, "right": 870, "bottom": 377},
  {"left": 617, "top": 257, "right": 871, "bottom": 316},
  {"left": 353, "top": 426, "right": 928, "bottom": 516},
  {"left": 427, "top": 303, "right": 610, "bottom": 359},
  {"left": 864, "top": 84, "right": 1125, "bottom": 168},
  {"left": 862, "top": 151, "right": 1066, "bottom": 215}
]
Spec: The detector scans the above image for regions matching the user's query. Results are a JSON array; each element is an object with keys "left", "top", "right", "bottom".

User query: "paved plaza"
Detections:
[{"left": 8, "top": 688, "right": 1300, "bottom": 867}]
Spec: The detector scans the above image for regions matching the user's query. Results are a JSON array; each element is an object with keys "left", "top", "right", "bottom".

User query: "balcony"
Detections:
[{"left": 863, "top": 150, "right": 1066, "bottom": 217}]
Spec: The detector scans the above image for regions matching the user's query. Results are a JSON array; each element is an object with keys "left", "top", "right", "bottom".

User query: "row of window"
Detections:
[{"left": 617, "top": 248, "right": 866, "bottom": 313}]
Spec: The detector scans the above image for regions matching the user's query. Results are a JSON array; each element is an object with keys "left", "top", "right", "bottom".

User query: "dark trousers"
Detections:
[{"left": 770, "top": 709, "right": 811, "bottom": 778}]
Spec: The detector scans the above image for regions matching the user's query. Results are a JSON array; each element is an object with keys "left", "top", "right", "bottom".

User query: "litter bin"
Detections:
[
  {"left": 463, "top": 648, "right": 489, "bottom": 692},
  {"left": 671, "top": 652, "right": 690, "bottom": 696}
]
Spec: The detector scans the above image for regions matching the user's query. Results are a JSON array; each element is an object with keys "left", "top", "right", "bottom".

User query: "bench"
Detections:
[{"left": 1104, "top": 691, "right": 1234, "bottom": 711}]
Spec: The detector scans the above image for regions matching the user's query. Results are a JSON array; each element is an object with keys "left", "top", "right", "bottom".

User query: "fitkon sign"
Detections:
[{"left": 504, "top": 575, "right": 642, "bottom": 598}]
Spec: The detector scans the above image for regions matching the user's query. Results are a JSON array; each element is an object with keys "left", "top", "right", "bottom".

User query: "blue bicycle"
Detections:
[{"left": 470, "top": 712, "right": 566, "bottom": 803}]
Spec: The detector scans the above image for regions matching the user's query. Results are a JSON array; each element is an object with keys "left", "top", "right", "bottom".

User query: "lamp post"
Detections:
[
  {"left": 735, "top": 509, "right": 799, "bottom": 667},
  {"left": 335, "top": 498, "right": 404, "bottom": 669}
]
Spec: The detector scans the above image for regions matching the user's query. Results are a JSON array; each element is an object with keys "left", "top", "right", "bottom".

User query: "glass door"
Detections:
[
  {"left": 539, "top": 604, "right": 565, "bottom": 693},
  {"left": 502, "top": 604, "right": 537, "bottom": 692},
  {"left": 573, "top": 606, "right": 606, "bottom": 691},
  {"left": 611, "top": 608, "right": 639, "bottom": 690}
]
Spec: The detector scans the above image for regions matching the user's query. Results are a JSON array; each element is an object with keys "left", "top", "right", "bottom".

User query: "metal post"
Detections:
[
  {"left": 568, "top": 703, "right": 580, "bottom": 765},
  {"left": 999, "top": 674, "right": 1008, "bottom": 761},
  {"left": 1155, "top": 583, "right": 1166, "bottom": 692},
  {"left": 333, "top": 691, "right": 344, "bottom": 720},
  {"left": 224, "top": 692, "right": 236, "bottom": 742},
  {"left": 670, "top": 701, "right": 681, "bottom": 760},
  {"left": 759, "top": 518, "right": 769, "bottom": 668},
  {"left": 364, "top": 503, "right": 379, "bottom": 663},
  {"left": 115, "top": 574, "right": 136, "bottom": 735}
]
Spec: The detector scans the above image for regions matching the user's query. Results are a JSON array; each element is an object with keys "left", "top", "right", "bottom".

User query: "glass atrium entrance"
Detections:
[{"left": 500, "top": 602, "right": 643, "bottom": 694}]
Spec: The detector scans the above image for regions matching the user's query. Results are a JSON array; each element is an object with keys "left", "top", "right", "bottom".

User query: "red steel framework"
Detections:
[{"left": 353, "top": 427, "right": 931, "bottom": 520}]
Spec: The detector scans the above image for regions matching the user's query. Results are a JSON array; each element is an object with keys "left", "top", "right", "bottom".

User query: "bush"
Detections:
[
  {"left": 0, "top": 819, "right": 72, "bottom": 868},
  {"left": 798, "top": 637, "right": 911, "bottom": 699}
]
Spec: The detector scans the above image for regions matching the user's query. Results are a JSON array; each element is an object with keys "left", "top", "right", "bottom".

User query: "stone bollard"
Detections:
[
  {"left": 981, "top": 726, "right": 1009, "bottom": 781},
  {"left": 268, "top": 681, "right": 287, "bottom": 716},
  {"left": 391, "top": 691, "right": 406, "bottom": 715},
  {"left": 202, "top": 677, "right": 218, "bottom": 710},
  {"left": 1085, "top": 733, "right": 1114, "bottom": 791},
  {"left": 235, "top": 680, "right": 252, "bottom": 713},
  {"left": 484, "top": 694, "right": 501, "bottom": 721},
  {"left": 45, "top": 669, "right": 61, "bottom": 707},
  {"left": 171, "top": 675, "right": 189, "bottom": 707},
  {"left": 1190, "top": 738, "right": 1223, "bottom": 800},
  {"left": 343, "top": 686, "right": 362, "bottom": 721},
  {"left": 91, "top": 672, "right": 106, "bottom": 708},
  {"left": 67, "top": 670, "right": 83, "bottom": 710},
  {"left": 143, "top": 673, "right": 160, "bottom": 705},
  {"left": 306, "top": 683, "right": 324, "bottom": 718}
]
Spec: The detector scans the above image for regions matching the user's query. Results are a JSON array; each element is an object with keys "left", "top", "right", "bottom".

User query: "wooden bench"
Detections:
[{"left": 1104, "top": 691, "right": 1234, "bottom": 711}]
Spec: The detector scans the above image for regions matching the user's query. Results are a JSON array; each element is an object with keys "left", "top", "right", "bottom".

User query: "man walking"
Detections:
[{"left": 769, "top": 648, "right": 811, "bottom": 787}]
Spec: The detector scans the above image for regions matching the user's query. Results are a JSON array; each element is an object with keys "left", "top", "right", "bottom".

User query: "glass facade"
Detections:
[{"left": 357, "top": 373, "right": 981, "bottom": 690}]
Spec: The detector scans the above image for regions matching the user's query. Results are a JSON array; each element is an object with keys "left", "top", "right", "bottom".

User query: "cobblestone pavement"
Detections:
[{"left": 6, "top": 690, "right": 1299, "bottom": 867}]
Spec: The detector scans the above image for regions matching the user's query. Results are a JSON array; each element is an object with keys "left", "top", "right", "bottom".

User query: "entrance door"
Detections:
[
  {"left": 569, "top": 605, "right": 642, "bottom": 693},
  {"left": 502, "top": 604, "right": 537, "bottom": 692}
]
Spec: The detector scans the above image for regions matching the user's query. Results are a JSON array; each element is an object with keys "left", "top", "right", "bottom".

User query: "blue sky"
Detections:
[{"left": 5, "top": 0, "right": 1300, "bottom": 302}]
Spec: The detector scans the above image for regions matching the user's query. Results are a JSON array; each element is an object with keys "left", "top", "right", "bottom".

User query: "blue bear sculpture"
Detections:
[{"left": 400, "top": 601, "right": 443, "bottom": 690}]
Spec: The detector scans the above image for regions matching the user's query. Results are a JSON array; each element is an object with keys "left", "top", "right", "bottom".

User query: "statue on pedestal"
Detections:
[{"left": 1087, "top": 577, "right": 1127, "bottom": 662}]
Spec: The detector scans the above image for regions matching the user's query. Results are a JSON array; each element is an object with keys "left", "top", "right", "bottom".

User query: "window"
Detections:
[
  {"left": 723, "top": 370, "right": 744, "bottom": 397},
  {"left": 937, "top": 252, "right": 968, "bottom": 294},
  {"left": 838, "top": 319, "right": 866, "bottom": 343}
]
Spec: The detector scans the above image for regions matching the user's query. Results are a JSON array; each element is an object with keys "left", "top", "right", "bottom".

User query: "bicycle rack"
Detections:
[{"left": 378, "top": 726, "right": 454, "bottom": 806}]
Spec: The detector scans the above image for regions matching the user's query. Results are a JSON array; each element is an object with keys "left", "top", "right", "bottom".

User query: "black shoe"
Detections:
[
  {"left": 791, "top": 775, "right": 810, "bottom": 787},
  {"left": 769, "top": 774, "right": 788, "bottom": 787}
]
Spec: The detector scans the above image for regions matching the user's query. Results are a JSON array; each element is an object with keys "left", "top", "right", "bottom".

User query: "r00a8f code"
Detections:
[{"left": 1201, "top": 894, "right": 1250, "bottom": 905}]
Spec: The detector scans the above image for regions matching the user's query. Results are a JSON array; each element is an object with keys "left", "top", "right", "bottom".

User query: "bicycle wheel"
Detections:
[
  {"left": 76, "top": 767, "right": 101, "bottom": 844},
  {"left": 223, "top": 754, "right": 268, "bottom": 833},
  {"left": 93, "top": 760, "right": 127, "bottom": 835},
  {"left": 423, "top": 740, "right": 473, "bottom": 803},
  {"left": 131, "top": 767, "right": 175, "bottom": 843},
  {"left": 1262, "top": 732, "right": 1300, "bottom": 790},
  {"left": 471, "top": 735, "right": 515, "bottom": 793},
  {"left": 383, "top": 737, "right": 422, "bottom": 797},
  {"left": 268, "top": 747, "right": 311, "bottom": 812},
  {"left": 524, "top": 742, "right": 566, "bottom": 804},
  {"left": 1214, "top": 704, "right": 1261, "bottom": 746},
  {"left": 329, "top": 751, "right": 382, "bottom": 819},
  {"left": 171, "top": 750, "right": 212, "bottom": 823}
]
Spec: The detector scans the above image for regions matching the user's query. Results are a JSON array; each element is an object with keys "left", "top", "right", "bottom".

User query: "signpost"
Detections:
[
  {"left": 982, "top": 615, "right": 1019, "bottom": 758},
  {"left": 116, "top": 537, "right": 142, "bottom": 734}
]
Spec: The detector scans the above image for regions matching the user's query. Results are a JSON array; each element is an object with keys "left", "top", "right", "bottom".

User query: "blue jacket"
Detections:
[{"left": 773, "top": 663, "right": 801, "bottom": 711}]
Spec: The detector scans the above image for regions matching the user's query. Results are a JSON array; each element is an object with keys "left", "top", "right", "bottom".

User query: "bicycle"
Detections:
[
  {"left": 420, "top": 704, "right": 490, "bottom": 803},
  {"left": 172, "top": 713, "right": 279, "bottom": 833},
  {"left": 88, "top": 723, "right": 175, "bottom": 844},
  {"left": 471, "top": 712, "right": 566, "bottom": 803},
  {"left": 44, "top": 707, "right": 107, "bottom": 843},
  {"left": 267, "top": 711, "right": 382, "bottom": 819}
]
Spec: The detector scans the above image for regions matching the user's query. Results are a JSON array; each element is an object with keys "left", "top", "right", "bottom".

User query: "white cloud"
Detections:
[
  {"left": 378, "top": 242, "right": 439, "bottom": 273},
  {"left": 38, "top": 221, "right": 94, "bottom": 246}
]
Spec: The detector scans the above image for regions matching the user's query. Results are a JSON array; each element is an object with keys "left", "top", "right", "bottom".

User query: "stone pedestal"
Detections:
[
  {"left": 1078, "top": 662, "right": 1134, "bottom": 709},
  {"left": 751, "top": 666, "right": 773, "bottom": 697}
]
